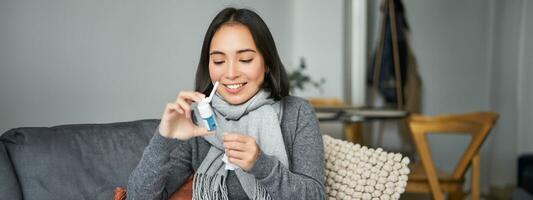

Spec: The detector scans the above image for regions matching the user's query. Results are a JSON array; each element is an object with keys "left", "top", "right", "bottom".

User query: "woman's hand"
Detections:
[
  {"left": 223, "top": 133, "right": 260, "bottom": 171},
  {"left": 158, "top": 91, "right": 213, "bottom": 140}
]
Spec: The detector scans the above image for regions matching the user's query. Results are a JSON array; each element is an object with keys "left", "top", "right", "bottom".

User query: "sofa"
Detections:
[
  {"left": 1, "top": 119, "right": 410, "bottom": 200},
  {"left": 0, "top": 119, "right": 159, "bottom": 200}
]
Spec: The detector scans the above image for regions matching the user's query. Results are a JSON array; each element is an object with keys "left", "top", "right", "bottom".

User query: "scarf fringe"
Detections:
[
  {"left": 254, "top": 184, "right": 272, "bottom": 200},
  {"left": 192, "top": 172, "right": 230, "bottom": 200},
  {"left": 192, "top": 171, "right": 272, "bottom": 200}
]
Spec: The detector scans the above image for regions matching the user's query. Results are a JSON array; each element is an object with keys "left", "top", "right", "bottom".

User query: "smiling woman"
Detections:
[
  {"left": 126, "top": 7, "right": 325, "bottom": 200},
  {"left": 208, "top": 24, "right": 266, "bottom": 104},
  {"left": 195, "top": 8, "right": 290, "bottom": 103}
]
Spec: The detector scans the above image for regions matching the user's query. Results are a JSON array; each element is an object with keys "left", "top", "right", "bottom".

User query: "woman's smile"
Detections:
[{"left": 223, "top": 82, "right": 247, "bottom": 94}]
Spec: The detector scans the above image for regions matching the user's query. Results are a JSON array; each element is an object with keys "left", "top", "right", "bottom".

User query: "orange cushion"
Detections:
[{"left": 113, "top": 187, "right": 126, "bottom": 200}]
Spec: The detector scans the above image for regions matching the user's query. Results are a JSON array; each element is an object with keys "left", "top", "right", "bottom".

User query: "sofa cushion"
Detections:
[
  {"left": 0, "top": 119, "right": 159, "bottom": 200},
  {"left": 0, "top": 142, "right": 22, "bottom": 199}
]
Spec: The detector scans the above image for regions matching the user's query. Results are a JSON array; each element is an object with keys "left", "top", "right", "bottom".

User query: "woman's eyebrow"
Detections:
[
  {"left": 209, "top": 50, "right": 225, "bottom": 56},
  {"left": 236, "top": 49, "right": 256, "bottom": 54},
  {"left": 209, "top": 49, "right": 256, "bottom": 55}
]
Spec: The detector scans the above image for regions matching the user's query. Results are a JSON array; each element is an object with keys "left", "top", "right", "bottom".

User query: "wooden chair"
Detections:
[
  {"left": 308, "top": 98, "right": 364, "bottom": 144},
  {"left": 405, "top": 112, "right": 499, "bottom": 200}
]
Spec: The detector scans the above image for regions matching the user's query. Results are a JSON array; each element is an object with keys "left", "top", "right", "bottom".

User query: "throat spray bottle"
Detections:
[{"left": 197, "top": 81, "right": 219, "bottom": 131}]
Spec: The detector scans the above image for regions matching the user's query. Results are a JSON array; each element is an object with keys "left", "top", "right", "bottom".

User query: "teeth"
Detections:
[{"left": 226, "top": 84, "right": 243, "bottom": 89}]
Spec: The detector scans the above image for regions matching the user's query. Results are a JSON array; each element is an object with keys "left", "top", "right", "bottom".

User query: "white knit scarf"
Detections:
[{"left": 192, "top": 90, "right": 289, "bottom": 200}]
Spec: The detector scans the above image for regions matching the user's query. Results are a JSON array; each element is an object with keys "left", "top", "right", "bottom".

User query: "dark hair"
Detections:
[{"left": 194, "top": 7, "right": 290, "bottom": 100}]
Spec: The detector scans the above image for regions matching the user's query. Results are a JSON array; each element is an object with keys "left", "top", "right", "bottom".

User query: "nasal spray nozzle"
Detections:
[{"left": 197, "top": 81, "right": 219, "bottom": 131}]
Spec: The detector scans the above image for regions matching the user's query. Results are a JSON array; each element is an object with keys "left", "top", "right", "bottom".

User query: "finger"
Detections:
[
  {"left": 165, "top": 103, "right": 175, "bottom": 114},
  {"left": 227, "top": 156, "right": 253, "bottom": 170},
  {"left": 192, "top": 127, "right": 214, "bottom": 137},
  {"left": 177, "top": 91, "right": 203, "bottom": 103},
  {"left": 225, "top": 149, "right": 249, "bottom": 160},
  {"left": 223, "top": 141, "right": 248, "bottom": 152},
  {"left": 223, "top": 133, "right": 250, "bottom": 143},
  {"left": 166, "top": 103, "right": 182, "bottom": 114},
  {"left": 224, "top": 142, "right": 251, "bottom": 151},
  {"left": 195, "top": 92, "right": 206, "bottom": 99},
  {"left": 165, "top": 103, "right": 182, "bottom": 115},
  {"left": 172, "top": 104, "right": 184, "bottom": 114},
  {"left": 176, "top": 98, "right": 192, "bottom": 118}
]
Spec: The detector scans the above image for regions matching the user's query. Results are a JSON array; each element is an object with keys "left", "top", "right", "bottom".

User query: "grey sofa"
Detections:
[{"left": 0, "top": 119, "right": 159, "bottom": 200}]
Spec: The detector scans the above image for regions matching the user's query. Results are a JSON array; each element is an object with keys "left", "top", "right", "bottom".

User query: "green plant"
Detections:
[{"left": 287, "top": 58, "right": 325, "bottom": 94}]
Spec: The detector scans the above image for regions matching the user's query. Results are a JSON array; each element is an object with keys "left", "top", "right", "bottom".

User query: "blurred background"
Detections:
[{"left": 1, "top": 0, "right": 532, "bottom": 199}]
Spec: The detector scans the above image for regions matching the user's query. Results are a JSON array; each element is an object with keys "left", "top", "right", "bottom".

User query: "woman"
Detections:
[{"left": 127, "top": 7, "right": 325, "bottom": 200}]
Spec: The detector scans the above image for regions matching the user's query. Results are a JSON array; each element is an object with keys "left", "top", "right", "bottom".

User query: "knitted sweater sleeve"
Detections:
[
  {"left": 248, "top": 100, "right": 326, "bottom": 200},
  {"left": 126, "top": 131, "right": 193, "bottom": 200}
]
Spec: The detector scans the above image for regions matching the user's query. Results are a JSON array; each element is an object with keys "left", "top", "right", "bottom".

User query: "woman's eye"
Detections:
[
  {"left": 240, "top": 59, "right": 253, "bottom": 63},
  {"left": 213, "top": 61, "right": 225, "bottom": 65}
]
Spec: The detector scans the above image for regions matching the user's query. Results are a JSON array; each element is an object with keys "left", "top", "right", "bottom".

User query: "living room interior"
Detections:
[{"left": 1, "top": 0, "right": 532, "bottom": 199}]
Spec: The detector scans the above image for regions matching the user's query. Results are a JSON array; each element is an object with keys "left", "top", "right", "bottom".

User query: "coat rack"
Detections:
[{"left": 371, "top": 0, "right": 404, "bottom": 109}]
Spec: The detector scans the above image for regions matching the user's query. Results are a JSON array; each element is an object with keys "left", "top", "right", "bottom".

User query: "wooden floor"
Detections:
[
  {"left": 400, "top": 194, "right": 432, "bottom": 200},
  {"left": 400, "top": 186, "right": 519, "bottom": 200}
]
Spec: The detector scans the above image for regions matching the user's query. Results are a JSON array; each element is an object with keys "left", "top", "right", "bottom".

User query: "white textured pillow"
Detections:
[{"left": 323, "top": 135, "right": 410, "bottom": 200}]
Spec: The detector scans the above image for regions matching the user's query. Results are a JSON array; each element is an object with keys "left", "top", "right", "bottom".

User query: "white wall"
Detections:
[
  {"left": 486, "top": 0, "right": 521, "bottom": 188},
  {"left": 488, "top": 0, "right": 533, "bottom": 189},
  {"left": 290, "top": 0, "right": 344, "bottom": 100},
  {"left": 289, "top": 0, "right": 346, "bottom": 140},
  {"left": 516, "top": 0, "right": 533, "bottom": 156},
  {"left": 0, "top": 0, "right": 294, "bottom": 134},
  {"left": 404, "top": 0, "right": 494, "bottom": 115}
]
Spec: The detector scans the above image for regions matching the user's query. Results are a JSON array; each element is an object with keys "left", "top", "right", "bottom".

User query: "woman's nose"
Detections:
[{"left": 224, "top": 61, "right": 239, "bottom": 79}]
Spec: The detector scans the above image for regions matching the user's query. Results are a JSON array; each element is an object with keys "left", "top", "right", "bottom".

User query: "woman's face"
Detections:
[{"left": 208, "top": 23, "right": 265, "bottom": 105}]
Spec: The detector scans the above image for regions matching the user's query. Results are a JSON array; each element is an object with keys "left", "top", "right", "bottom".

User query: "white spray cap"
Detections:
[
  {"left": 200, "top": 81, "right": 218, "bottom": 104},
  {"left": 198, "top": 81, "right": 219, "bottom": 118},
  {"left": 202, "top": 81, "right": 219, "bottom": 103}
]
